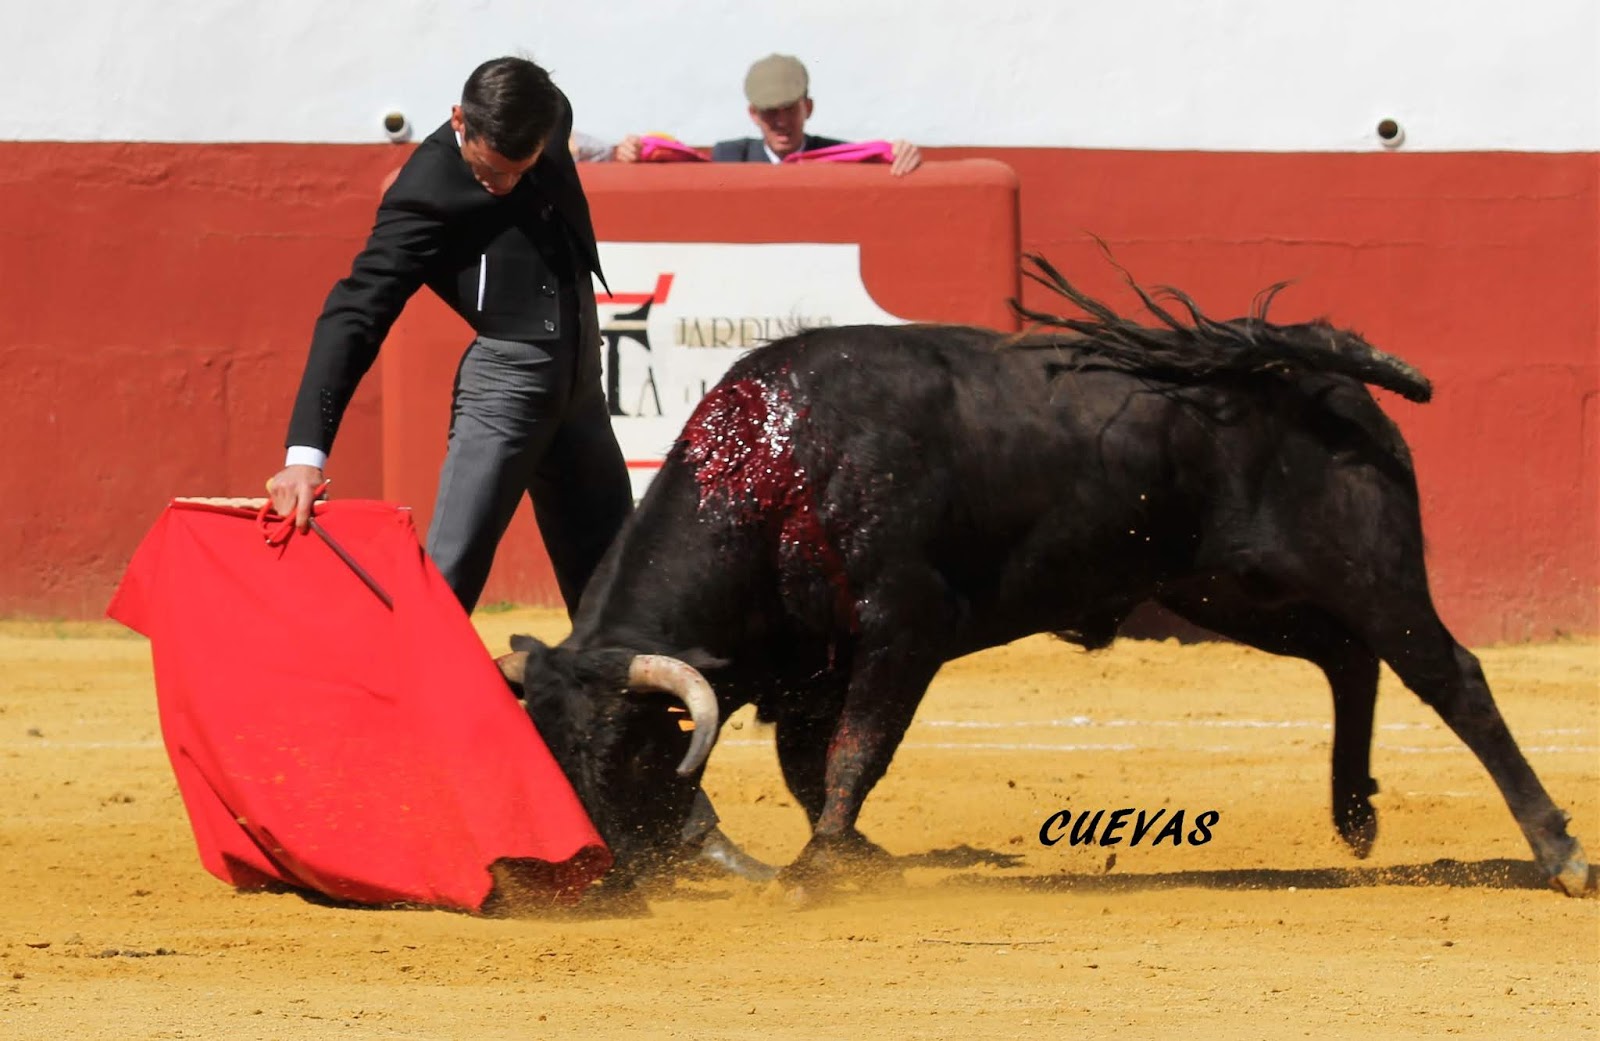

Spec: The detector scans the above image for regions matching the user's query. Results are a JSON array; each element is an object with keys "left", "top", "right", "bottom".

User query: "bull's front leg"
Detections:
[
  {"left": 774, "top": 706, "right": 843, "bottom": 828},
  {"left": 778, "top": 646, "right": 942, "bottom": 894}
]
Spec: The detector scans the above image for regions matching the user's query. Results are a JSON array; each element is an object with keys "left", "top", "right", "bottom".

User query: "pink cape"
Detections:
[
  {"left": 782, "top": 140, "right": 895, "bottom": 164},
  {"left": 106, "top": 499, "right": 610, "bottom": 912},
  {"left": 638, "top": 135, "right": 710, "bottom": 162}
]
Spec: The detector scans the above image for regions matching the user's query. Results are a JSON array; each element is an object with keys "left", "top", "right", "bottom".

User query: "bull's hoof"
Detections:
[
  {"left": 1335, "top": 801, "right": 1378, "bottom": 859},
  {"left": 1530, "top": 814, "right": 1594, "bottom": 897},
  {"left": 682, "top": 826, "right": 778, "bottom": 884},
  {"left": 1545, "top": 840, "right": 1593, "bottom": 898},
  {"left": 778, "top": 830, "right": 897, "bottom": 893}
]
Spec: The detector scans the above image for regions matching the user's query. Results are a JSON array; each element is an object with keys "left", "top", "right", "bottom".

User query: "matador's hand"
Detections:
[{"left": 266, "top": 464, "right": 325, "bottom": 534}]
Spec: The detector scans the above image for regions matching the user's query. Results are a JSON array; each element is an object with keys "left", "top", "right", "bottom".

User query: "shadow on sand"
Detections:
[
  {"left": 252, "top": 849, "right": 1595, "bottom": 919},
  {"left": 927, "top": 854, "right": 1595, "bottom": 896}
]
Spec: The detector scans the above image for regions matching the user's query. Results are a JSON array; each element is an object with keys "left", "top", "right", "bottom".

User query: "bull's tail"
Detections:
[{"left": 1009, "top": 251, "right": 1433, "bottom": 404}]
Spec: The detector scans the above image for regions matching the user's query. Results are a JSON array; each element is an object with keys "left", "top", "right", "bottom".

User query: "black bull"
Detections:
[{"left": 498, "top": 262, "right": 1590, "bottom": 897}]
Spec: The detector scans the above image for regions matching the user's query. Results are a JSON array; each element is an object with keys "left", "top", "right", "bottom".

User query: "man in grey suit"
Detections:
[
  {"left": 616, "top": 54, "right": 923, "bottom": 174},
  {"left": 267, "top": 56, "right": 773, "bottom": 883}
]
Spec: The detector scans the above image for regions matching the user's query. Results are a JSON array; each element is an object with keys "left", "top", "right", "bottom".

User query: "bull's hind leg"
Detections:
[
  {"left": 1370, "top": 614, "right": 1590, "bottom": 895},
  {"left": 1158, "top": 590, "right": 1382, "bottom": 857}
]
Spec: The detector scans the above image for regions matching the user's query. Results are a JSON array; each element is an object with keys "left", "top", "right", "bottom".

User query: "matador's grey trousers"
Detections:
[
  {"left": 425, "top": 331, "right": 632, "bottom": 617},
  {"left": 425, "top": 327, "right": 724, "bottom": 850}
]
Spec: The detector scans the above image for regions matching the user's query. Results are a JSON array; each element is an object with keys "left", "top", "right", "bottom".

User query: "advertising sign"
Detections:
[{"left": 596, "top": 242, "right": 906, "bottom": 498}]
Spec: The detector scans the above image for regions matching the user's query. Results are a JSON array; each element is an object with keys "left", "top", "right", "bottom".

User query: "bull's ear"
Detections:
[
  {"left": 495, "top": 651, "right": 529, "bottom": 689},
  {"left": 509, "top": 633, "right": 542, "bottom": 653}
]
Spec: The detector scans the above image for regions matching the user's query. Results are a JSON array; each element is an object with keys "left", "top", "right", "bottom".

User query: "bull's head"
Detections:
[{"left": 495, "top": 635, "right": 719, "bottom": 884}]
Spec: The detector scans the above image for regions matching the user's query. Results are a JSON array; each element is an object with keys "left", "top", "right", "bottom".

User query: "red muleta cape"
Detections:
[{"left": 107, "top": 498, "right": 610, "bottom": 913}]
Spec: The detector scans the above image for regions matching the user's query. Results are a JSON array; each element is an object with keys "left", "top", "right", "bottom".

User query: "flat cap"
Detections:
[{"left": 743, "top": 54, "right": 809, "bottom": 109}]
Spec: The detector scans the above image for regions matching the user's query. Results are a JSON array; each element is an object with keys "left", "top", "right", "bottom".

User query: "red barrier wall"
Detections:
[
  {"left": 380, "top": 160, "right": 1021, "bottom": 608},
  {"left": 929, "top": 147, "right": 1598, "bottom": 644},
  {"left": 0, "top": 142, "right": 1593, "bottom": 645},
  {"left": 0, "top": 144, "right": 397, "bottom": 616}
]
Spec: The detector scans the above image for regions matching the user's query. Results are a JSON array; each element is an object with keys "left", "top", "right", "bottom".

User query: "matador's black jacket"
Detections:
[{"left": 286, "top": 96, "right": 605, "bottom": 453}]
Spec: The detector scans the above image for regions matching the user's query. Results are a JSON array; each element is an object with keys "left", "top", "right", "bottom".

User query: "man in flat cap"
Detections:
[
  {"left": 715, "top": 54, "right": 921, "bottom": 174},
  {"left": 616, "top": 54, "right": 922, "bottom": 174}
]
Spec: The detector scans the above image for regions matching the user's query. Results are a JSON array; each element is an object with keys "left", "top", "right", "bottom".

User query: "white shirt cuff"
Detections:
[{"left": 285, "top": 446, "right": 328, "bottom": 470}]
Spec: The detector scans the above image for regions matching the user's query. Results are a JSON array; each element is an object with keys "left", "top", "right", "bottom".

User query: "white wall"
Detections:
[{"left": 7, "top": 0, "right": 1596, "bottom": 150}]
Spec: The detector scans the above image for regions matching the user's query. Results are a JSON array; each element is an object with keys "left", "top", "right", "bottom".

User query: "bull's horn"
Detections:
[
  {"left": 495, "top": 651, "right": 528, "bottom": 688},
  {"left": 626, "top": 655, "right": 719, "bottom": 777}
]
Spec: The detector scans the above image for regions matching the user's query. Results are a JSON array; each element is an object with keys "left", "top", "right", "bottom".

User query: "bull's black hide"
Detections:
[{"left": 501, "top": 256, "right": 1589, "bottom": 899}]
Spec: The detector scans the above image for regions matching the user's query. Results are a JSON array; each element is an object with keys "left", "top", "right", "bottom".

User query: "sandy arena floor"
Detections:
[{"left": 1, "top": 610, "right": 1595, "bottom": 1040}]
